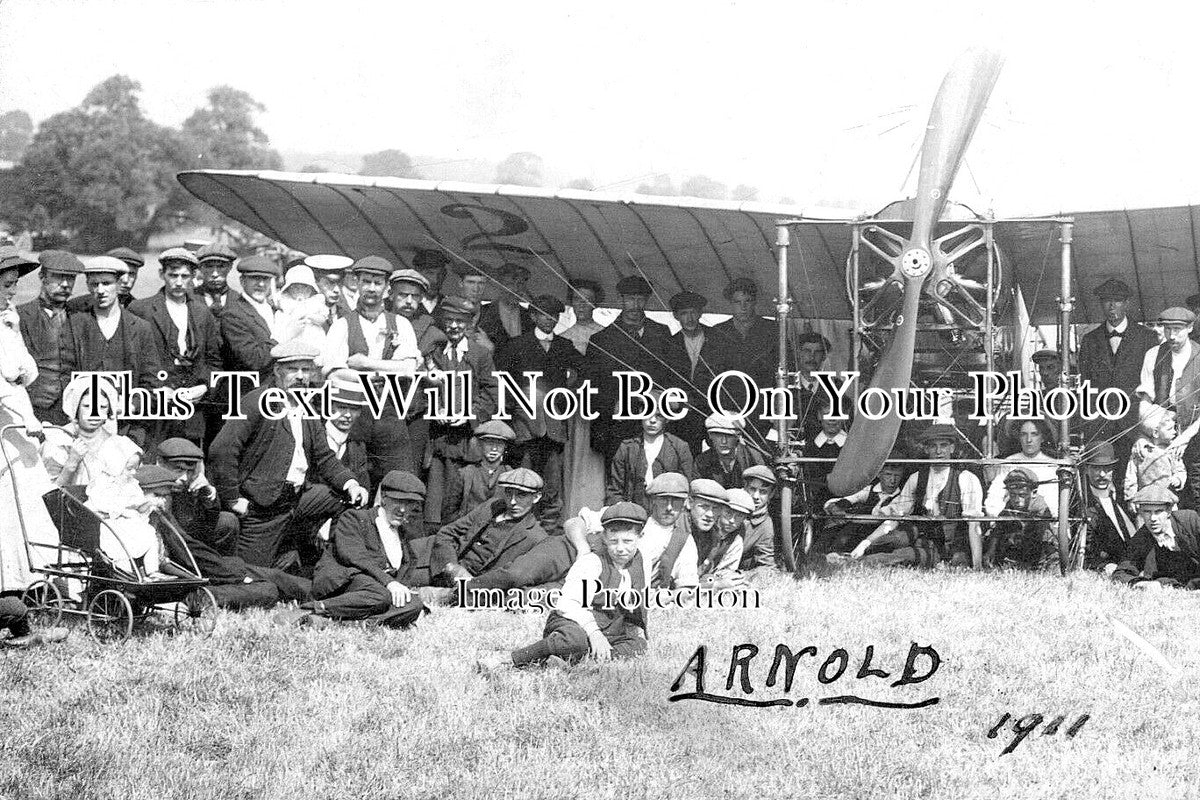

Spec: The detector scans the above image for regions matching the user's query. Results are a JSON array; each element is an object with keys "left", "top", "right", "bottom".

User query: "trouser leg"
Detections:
[
  {"left": 235, "top": 502, "right": 295, "bottom": 568},
  {"left": 317, "top": 574, "right": 392, "bottom": 619},
  {"left": 292, "top": 484, "right": 344, "bottom": 569}
]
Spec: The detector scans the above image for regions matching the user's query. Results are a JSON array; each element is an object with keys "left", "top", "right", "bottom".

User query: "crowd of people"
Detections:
[{"left": 0, "top": 243, "right": 1196, "bottom": 663}]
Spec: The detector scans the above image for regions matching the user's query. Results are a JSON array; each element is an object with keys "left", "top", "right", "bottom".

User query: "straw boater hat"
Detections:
[{"left": 327, "top": 369, "right": 368, "bottom": 406}]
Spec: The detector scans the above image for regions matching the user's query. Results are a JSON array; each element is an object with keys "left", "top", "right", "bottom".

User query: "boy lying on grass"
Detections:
[{"left": 477, "top": 502, "right": 649, "bottom": 673}]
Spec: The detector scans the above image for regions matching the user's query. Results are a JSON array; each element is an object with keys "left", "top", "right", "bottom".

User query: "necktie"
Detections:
[{"left": 1107, "top": 328, "right": 1122, "bottom": 354}]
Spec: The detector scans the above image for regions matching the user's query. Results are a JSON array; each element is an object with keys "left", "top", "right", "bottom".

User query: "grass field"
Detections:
[{"left": 1, "top": 567, "right": 1197, "bottom": 800}]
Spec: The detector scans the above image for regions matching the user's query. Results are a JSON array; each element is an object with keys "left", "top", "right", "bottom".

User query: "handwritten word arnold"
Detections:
[{"left": 74, "top": 369, "right": 1130, "bottom": 424}]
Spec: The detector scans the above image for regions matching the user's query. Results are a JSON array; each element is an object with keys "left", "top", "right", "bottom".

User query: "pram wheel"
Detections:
[
  {"left": 87, "top": 590, "right": 134, "bottom": 642},
  {"left": 173, "top": 587, "right": 218, "bottom": 637},
  {"left": 21, "top": 580, "right": 64, "bottom": 628}
]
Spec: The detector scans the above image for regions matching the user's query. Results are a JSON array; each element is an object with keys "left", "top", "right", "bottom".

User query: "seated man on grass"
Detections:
[
  {"left": 1111, "top": 485, "right": 1200, "bottom": 590},
  {"left": 477, "top": 502, "right": 650, "bottom": 673},
  {"left": 302, "top": 470, "right": 428, "bottom": 627}
]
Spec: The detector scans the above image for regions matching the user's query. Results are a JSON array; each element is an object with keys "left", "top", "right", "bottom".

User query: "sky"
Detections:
[{"left": 2, "top": 0, "right": 1200, "bottom": 214}]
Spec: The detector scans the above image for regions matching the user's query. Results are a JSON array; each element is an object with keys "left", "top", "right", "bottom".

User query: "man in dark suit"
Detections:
[
  {"left": 1080, "top": 443, "right": 1138, "bottom": 569},
  {"left": 208, "top": 340, "right": 369, "bottom": 568},
  {"left": 709, "top": 276, "right": 778, "bottom": 402},
  {"left": 218, "top": 255, "right": 281, "bottom": 377},
  {"left": 389, "top": 268, "right": 448, "bottom": 475},
  {"left": 1112, "top": 485, "right": 1200, "bottom": 589},
  {"left": 194, "top": 243, "right": 240, "bottom": 318},
  {"left": 663, "top": 290, "right": 721, "bottom": 451},
  {"left": 412, "top": 248, "right": 452, "bottom": 317},
  {"left": 585, "top": 275, "right": 675, "bottom": 461},
  {"left": 424, "top": 295, "right": 499, "bottom": 532},
  {"left": 694, "top": 413, "right": 766, "bottom": 488},
  {"left": 17, "top": 250, "right": 84, "bottom": 424},
  {"left": 59, "top": 256, "right": 163, "bottom": 446},
  {"left": 1078, "top": 278, "right": 1158, "bottom": 492},
  {"left": 477, "top": 262, "right": 534, "bottom": 353},
  {"left": 493, "top": 294, "right": 582, "bottom": 534},
  {"left": 430, "top": 467, "right": 547, "bottom": 587},
  {"left": 128, "top": 248, "right": 223, "bottom": 446},
  {"left": 304, "top": 470, "right": 428, "bottom": 627}
]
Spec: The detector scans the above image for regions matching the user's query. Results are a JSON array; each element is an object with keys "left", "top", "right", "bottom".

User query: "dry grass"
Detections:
[{"left": 1, "top": 567, "right": 1197, "bottom": 800}]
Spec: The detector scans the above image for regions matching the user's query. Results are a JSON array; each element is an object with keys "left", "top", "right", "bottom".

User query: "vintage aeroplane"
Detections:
[{"left": 178, "top": 48, "right": 1195, "bottom": 575}]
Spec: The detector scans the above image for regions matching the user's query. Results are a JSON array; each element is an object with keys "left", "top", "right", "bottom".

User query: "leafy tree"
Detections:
[
  {"left": 360, "top": 149, "right": 420, "bottom": 178},
  {"left": 495, "top": 152, "right": 543, "bottom": 186},
  {"left": 0, "top": 110, "right": 33, "bottom": 162},
  {"left": 634, "top": 175, "right": 676, "bottom": 196},
  {"left": 680, "top": 174, "right": 727, "bottom": 200},
  {"left": 11, "top": 75, "right": 187, "bottom": 250},
  {"left": 565, "top": 177, "right": 595, "bottom": 190},
  {"left": 181, "top": 86, "right": 282, "bottom": 172}
]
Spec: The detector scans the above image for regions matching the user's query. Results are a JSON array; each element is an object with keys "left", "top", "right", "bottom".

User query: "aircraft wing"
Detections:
[
  {"left": 996, "top": 205, "right": 1200, "bottom": 325},
  {"left": 177, "top": 170, "right": 856, "bottom": 319}
]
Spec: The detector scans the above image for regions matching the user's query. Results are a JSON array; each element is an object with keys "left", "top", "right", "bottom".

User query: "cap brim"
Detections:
[{"left": 381, "top": 490, "right": 424, "bottom": 501}]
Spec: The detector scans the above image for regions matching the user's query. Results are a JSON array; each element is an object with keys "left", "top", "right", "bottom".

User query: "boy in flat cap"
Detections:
[
  {"left": 477, "top": 262, "right": 534, "bottom": 352},
  {"left": 424, "top": 295, "right": 499, "bottom": 532},
  {"left": 209, "top": 340, "right": 369, "bottom": 569},
  {"left": 664, "top": 289, "right": 720, "bottom": 451},
  {"left": 303, "top": 470, "right": 427, "bottom": 627},
  {"left": 128, "top": 248, "right": 223, "bottom": 447},
  {"left": 156, "top": 436, "right": 239, "bottom": 554},
  {"left": 740, "top": 465, "right": 778, "bottom": 574},
  {"left": 983, "top": 467, "right": 1056, "bottom": 570},
  {"left": 583, "top": 274, "right": 674, "bottom": 461},
  {"left": 1135, "top": 306, "right": 1200, "bottom": 508},
  {"left": 66, "top": 248, "right": 143, "bottom": 312},
  {"left": 849, "top": 424, "right": 984, "bottom": 569},
  {"left": 446, "top": 419, "right": 516, "bottom": 522},
  {"left": 478, "top": 501, "right": 650, "bottom": 673},
  {"left": 59, "top": 256, "right": 163, "bottom": 446},
  {"left": 493, "top": 293, "right": 581, "bottom": 532},
  {"left": 219, "top": 255, "right": 283, "bottom": 377},
  {"left": 1112, "top": 486, "right": 1200, "bottom": 589},
  {"left": 694, "top": 413, "right": 765, "bottom": 489},
  {"left": 692, "top": 481, "right": 745, "bottom": 588},
  {"left": 16, "top": 250, "right": 83, "bottom": 424},
  {"left": 607, "top": 388, "right": 694, "bottom": 508},
  {"left": 822, "top": 457, "right": 907, "bottom": 556},
  {"left": 430, "top": 467, "right": 547, "bottom": 586}
]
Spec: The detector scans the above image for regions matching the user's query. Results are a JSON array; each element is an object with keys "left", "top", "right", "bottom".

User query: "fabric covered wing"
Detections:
[
  {"left": 178, "top": 170, "right": 855, "bottom": 319},
  {"left": 996, "top": 205, "right": 1200, "bottom": 325}
]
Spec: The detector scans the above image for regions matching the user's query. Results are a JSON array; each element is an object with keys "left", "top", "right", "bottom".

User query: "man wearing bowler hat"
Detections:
[
  {"left": 1079, "top": 278, "right": 1158, "bottom": 486},
  {"left": 1080, "top": 442, "right": 1138, "bottom": 569},
  {"left": 209, "top": 340, "right": 369, "bottom": 569},
  {"left": 219, "top": 254, "right": 282, "bottom": 376},
  {"left": 17, "top": 250, "right": 84, "bottom": 424},
  {"left": 304, "top": 469, "right": 428, "bottom": 627},
  {"left": 1135, "top": 306, "right": 1200, "bottom": 508}
]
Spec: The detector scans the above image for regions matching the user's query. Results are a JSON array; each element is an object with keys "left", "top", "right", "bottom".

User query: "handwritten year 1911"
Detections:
[{"left": 987, "top": 712, "right": 1090, "bottom": 755}]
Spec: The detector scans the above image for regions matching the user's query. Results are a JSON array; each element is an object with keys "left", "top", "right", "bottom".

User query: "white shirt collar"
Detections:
[
  {"left": 534, "top": 329, "right": 554, "bottom": 342},
  {"left": 814, "top": 430, "right": 847, "bottom": 448},
  {"left": 444, "top": 337, "right": 469, "bottom": 360},
  {"left": 1107, "top": 318, "right": 1128, "bottom": 334}
]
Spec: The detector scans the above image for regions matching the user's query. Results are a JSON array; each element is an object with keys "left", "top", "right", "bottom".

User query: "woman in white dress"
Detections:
[
  {"left": 984, "top": 419, "right": 1062, "bottom": 519},
  {"left": 560, "top": 280, "right": 607, "bottom": 517},
  {"left": 0, "top": 249, "right": 61, "bottom": 593}
]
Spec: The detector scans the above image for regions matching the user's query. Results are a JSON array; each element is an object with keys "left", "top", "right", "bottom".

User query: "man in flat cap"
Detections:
[
  {"left": 424, "top": 295, "right": 500, "bottom": 532},
  {"left": 195, "top": 243, "right": 240, "bottom": 317},
  {"left": 493, "top": 293, "right": 582, "bottom": 532},
  {"left": 1080, "top": 442, "right": 1138, "bottom": 570},
  {"left": 1111, "top": 485, "right": 1200, "bottom": 589},
  {"left": 983, "top": 467, "right": 1056, "bottom": 570},
  {"left": 477, "top": 262, "right": 534, "bottom": 353},
  {"left": 639, "top": 472, "right": 700, "bottom": 590},
  {"left": 155, "top": 436, "right": 239, "bottom": 555},
  {"left": 209, "top": 340, "right": 369, "bottom": 569},
  {"left": 694, "top": 413, "right": 765, "bottom": 489},
  {"left": 218, "top": 255, "right": 283, "bottom": 377},
  {"left": 1079, "top": 278, "right": 1158, "bottom": 490},
  {"left": 663, "top": 290, "right": 720, "bottom": 451},
  {"left": 16, "top": 250, "right": 83, "bottom": 424},
  {"left": 1135, "top": 306, "right": 1200, "bottom": 508},
  {"left": 849, "top": 423, "right": 983, "bottom": 569},
  {"left": 584, "top": 274, "right": 674, "bottom": 461},
  {"left": 127, "top": 248, "right": 222, "bottom": 447},
  {"left": 303, "top": 470, "right": 428, "bottom": 627},
  {"left": 388, "top": 268, "right": 449, "bottom": 474},
  {"left": 430, "top": 466, "right": 548, "bottom": 587},
  {"left": 59, "top": 256, "right": 163, "bottom": 445},
  {"left": 739, "top": 464, "right": 778, "bottom": 574},
  {"left": 109, "top": 247, "right": 143, "bottom": 308},
  {"left": 321, "top": 256, "right": 422, "bottom": 490},
  {"left": 478, "top": 501, "right": 649, "bottom": 673},
  {"left": 411, "top": 248, "right": 453, "bottom": 316}
]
